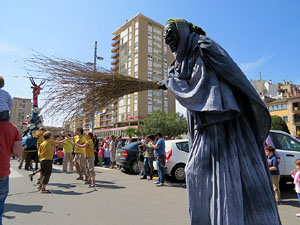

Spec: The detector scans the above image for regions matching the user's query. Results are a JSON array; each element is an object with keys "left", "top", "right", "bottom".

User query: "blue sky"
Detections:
[{"left": 1, "top": 0, "right": 300, "bottom": 101}]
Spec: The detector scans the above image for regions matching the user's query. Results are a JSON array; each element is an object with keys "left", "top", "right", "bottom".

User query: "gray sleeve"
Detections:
[{"left": 7, "top": 93, "right": 13, "bottom": 110}]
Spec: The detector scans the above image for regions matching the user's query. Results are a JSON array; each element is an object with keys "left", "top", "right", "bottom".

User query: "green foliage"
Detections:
[
  {"left": 124, "top": 127, "right": 136, "bottom": 137},
  {"left": 270, "top": 115, "right": 290, "bottom": 134},
  {"left": 140, "top": 111, "right": 188, "bottom": 137}
]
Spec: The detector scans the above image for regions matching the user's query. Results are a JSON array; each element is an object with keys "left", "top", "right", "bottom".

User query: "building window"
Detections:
[
  {"left": 293, "top": 102, "right": 300, "bottom": 111},
  {"left": 148, "top": 46, "right": 152, "bottom": 53},
  {"left": 282, "top": 116, "right": 288, "bottom": 122},
  {"left": 153, "top": 27, "right": 162, "bottom": 35},
  {"left": 268, "top": 104, "right": 287, "bottom": 111},
  {"left": 148, "top": 105, "right": 152, "bottom": 113},
  {"left": 148, "top": 39, "right": 152, "bottom": 46},
  {"left": 294, "top": 114, "right": 300, "bottom": 124},
  {"left": 148, "top": 90, "right": 152, "bottom": 96}
]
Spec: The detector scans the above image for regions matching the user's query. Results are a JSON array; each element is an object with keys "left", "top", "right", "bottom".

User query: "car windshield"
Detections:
[
  {"left": 124, "top": 141, "right": 141, "bottom": 150},
  {"left": 270, "top": 132, "right": 300, "bottom": 151}
]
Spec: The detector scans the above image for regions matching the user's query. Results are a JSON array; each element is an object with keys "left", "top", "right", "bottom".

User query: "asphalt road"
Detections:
[{"left": 3, "top": 159, "right": 300, "bottom": 225}]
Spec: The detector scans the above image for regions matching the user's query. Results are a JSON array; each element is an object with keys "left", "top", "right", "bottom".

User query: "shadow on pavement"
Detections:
[
  {"left": 94, "top": 180, "right": 126, "bottom": 189},
  {"left": 47, "top": 183, "right": 76, "bottom": 189},
  {"left": 3, "top": 203, "right": 44, "bottom": 218},
  {"left": 51, "top": 189, "right": 96, "bottom": 195},
  {"left": 278, "top": 182, "right": 299, "bottom": 208}
]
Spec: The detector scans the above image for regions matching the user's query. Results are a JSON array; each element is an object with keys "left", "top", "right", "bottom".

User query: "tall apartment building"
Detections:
[
  {"left": 10, "top": 97, "right": 32, "bottom": 132},
  {"left": 94, "top": 14, "right": 175, "bottom": 138}
]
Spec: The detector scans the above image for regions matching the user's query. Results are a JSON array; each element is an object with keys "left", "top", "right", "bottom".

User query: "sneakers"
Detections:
[
  {"left": 140, "top": 176, "right": 147, "bottom": 180},
  {"left": 156, "top": 182, "right": 165, "bottom": 187},
  {"left": 76, "top": 177, "right": 83, "bottom": 180},
  {"left": 154, "top": 181, "right": 160, "bottom": 184},
  {"left": 89, "top": 181, "right": 95, "bottom": 188},
  {"left": 296, "top": 213, "right": 300, "bottom": 217}
]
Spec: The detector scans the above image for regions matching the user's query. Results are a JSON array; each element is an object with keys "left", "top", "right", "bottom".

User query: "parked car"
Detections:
[
  {"left": 269, "top": 130, "right": 300, "bottom": 182},
  {"left": 154, "top": 139, "right": 189, "bottom": 182},
  {"left": 116, "top": 141, "right": 142, "bottom": 173}
]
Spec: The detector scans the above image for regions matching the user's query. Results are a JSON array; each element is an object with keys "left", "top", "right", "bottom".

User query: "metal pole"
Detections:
[
  {"left": 90, "top": 41, "right": 98, "bottom": 133},
  {"left": 94, "top": 41, "right": 97, "bottom": 72}
]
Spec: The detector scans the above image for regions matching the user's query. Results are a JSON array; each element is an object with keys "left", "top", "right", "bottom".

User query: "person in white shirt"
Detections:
[{"left": 0, "top": 76, "right": 13, "bottom": 121}]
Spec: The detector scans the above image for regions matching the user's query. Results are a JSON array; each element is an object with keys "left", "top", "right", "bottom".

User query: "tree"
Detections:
[
  {"left": 124, "top": 127, "right": 136, "bottom": 137},
  {"left": 270, "top": 115, "right": 290, "bottom": 134},
  {"left": 140, "top": 111, "right": 188, "bottom": 137}
]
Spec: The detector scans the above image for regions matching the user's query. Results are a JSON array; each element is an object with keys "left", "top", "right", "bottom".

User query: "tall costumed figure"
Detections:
[
  {"left": 21, "top": 77, "right": 45, "bottom": 170},
  {"left": 160, "top": 19, "right": 281, "bottom": 225}
]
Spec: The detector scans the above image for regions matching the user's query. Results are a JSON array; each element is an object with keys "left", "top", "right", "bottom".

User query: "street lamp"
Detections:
[{"left": 89, "top": 41, "right": 104, "bottom": 133}]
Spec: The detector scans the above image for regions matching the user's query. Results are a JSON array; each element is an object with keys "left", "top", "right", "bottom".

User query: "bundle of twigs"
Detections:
[{"left": 25, "top": 53, "right": 160, "bottom": 120}]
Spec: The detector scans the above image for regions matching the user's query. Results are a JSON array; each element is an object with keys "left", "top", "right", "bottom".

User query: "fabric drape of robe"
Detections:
[{"left": 165, "top": 19, "right": 281, "bottom": 225}]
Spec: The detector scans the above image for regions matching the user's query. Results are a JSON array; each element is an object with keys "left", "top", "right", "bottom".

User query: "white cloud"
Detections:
[
  {"left": 240, "top": 54, "right": 274, "bottom": 72},
  {"left": 0, "top": 42, "right": 29, "bottom": 56}
]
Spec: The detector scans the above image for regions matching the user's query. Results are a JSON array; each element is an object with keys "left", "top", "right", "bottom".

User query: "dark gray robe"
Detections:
[{"left": 165, "top": 20, "right": 281, "bottom": 225}]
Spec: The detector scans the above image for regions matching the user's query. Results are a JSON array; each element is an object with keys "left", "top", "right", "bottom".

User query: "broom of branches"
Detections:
[{"left": 25, "top": 53, "right": 161, "bottom": 120}]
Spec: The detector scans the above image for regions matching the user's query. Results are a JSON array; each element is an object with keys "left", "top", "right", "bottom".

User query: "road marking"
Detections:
[{"left": 9, "top": 168, "right": 23, "bottom": 179}]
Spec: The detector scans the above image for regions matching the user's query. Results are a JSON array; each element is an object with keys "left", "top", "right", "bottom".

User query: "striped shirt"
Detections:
[{"left": 0, "top": 89, "right": 13, "bottom": 112}]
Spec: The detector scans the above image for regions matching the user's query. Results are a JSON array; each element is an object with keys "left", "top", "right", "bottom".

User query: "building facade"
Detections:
[
  {"left": 10, "top": 97, "right": 32, "bottom": 132},
  {"left": 94, "top": 14, "right": 175, "bottom": 138},
  {"left": 266, "top": 95, "right": 300, "bottom": 138},
  {"left": 250, "top": 79, "right": 279, "bottom": 99}
]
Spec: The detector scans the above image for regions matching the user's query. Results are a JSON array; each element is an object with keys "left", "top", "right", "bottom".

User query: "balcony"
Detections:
[
  {"left": 111, "top": 47, "right": 119, "bottom": 54},
  {"left": 111, "top": 67, "right": 118, "bottom": 72},
  {"left": 111, "top": 52, "right": 119, "bottom": 59},
  {"left": 112, "top": 40, "right": 119, "bottom": 47},
  {"left": 112, "top": 35, "right": 119, "bottom": 41},
  {"left": 111, "top": 59, "right": 119, "bottom": 66}
]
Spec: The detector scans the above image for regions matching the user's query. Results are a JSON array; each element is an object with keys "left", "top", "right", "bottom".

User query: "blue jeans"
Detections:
[
  {"left": 297, "top": 193, "right": 300, "bottom": 206},
  {"left": 0, "top": 176, "right": 9, "bottom": 225},
  {"left": 105, "top": 157, "right": 110, "bottom": 167},
  {"left": 143, "top": 157, "right": 154, "bottom": 177},
  {"left": 156, "top": 155, "right": 166, "bottom": 183}
]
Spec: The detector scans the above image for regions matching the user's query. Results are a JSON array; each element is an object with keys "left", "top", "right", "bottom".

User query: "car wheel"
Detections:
[
  {"left": 171, "top": 164, "right": 186, "bottom": 182},
  {"left": 130, "top": 160, "right": 141, "bottom": 174}
]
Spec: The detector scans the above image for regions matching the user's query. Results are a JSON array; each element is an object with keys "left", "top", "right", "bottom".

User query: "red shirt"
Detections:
[{"left": 0, "top": 121, "right": 22, "bottom": 178}]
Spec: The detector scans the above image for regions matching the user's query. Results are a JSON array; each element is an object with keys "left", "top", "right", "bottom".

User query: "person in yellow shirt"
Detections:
[
  {"left": 28, "top": 127, "right": 47, "bottom": 182},
  {"left": 75, "top": 132, "right": 95, "bottom": 188},
  {"left": 62, "top": 133, "right": 74, "bottom": 172},
  {"left": 39, "top": 131, "right": 63, "bottom": 193},
  {"left": 73, "top": 128, "right": 87, "bottom": 181}
]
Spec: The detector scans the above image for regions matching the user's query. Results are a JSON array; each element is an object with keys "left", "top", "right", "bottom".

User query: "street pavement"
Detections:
[{"left": 3, "top": 159, "right": 300, "bottom": 225}]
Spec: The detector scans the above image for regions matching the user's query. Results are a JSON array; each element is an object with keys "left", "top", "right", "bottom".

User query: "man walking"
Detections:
[
  {"left": 151, "top": 132, "right": 166, "bottom": 186},
  {"left": 0, "top": 120, "right": 23, "bottom": 224}
]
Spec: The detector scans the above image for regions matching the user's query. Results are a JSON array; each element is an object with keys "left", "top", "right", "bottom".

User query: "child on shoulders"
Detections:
[{"left": 0, "top": 76, "right": 13, "bottom": 121}]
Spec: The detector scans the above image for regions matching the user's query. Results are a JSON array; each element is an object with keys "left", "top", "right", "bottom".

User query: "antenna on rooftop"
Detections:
[{"left": 259, "top": 72, "right": 262, "bottom": 81}]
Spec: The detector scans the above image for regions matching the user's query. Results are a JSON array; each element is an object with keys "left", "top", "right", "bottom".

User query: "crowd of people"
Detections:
[{"left": 15, "top": 125, "right": 169, "bottom": 193}]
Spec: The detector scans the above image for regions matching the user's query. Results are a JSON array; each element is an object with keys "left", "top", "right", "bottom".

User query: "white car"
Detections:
[
  {"left": 154, "top": 139, "right": 189, "bottom": 182},
  {"left": 153, "top": 131, "right": 300, "bottom": 183},
  {"left": 269, "top": 130, "right": 300, "bottom": 181}
]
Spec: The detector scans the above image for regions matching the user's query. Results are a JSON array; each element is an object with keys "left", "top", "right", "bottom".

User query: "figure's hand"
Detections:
[
  {"left": 291, "top": 170, "right": 295, "bottom": 176},
  {"left": 158, "top": 80, "right": 167, "bottom": 90}
]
